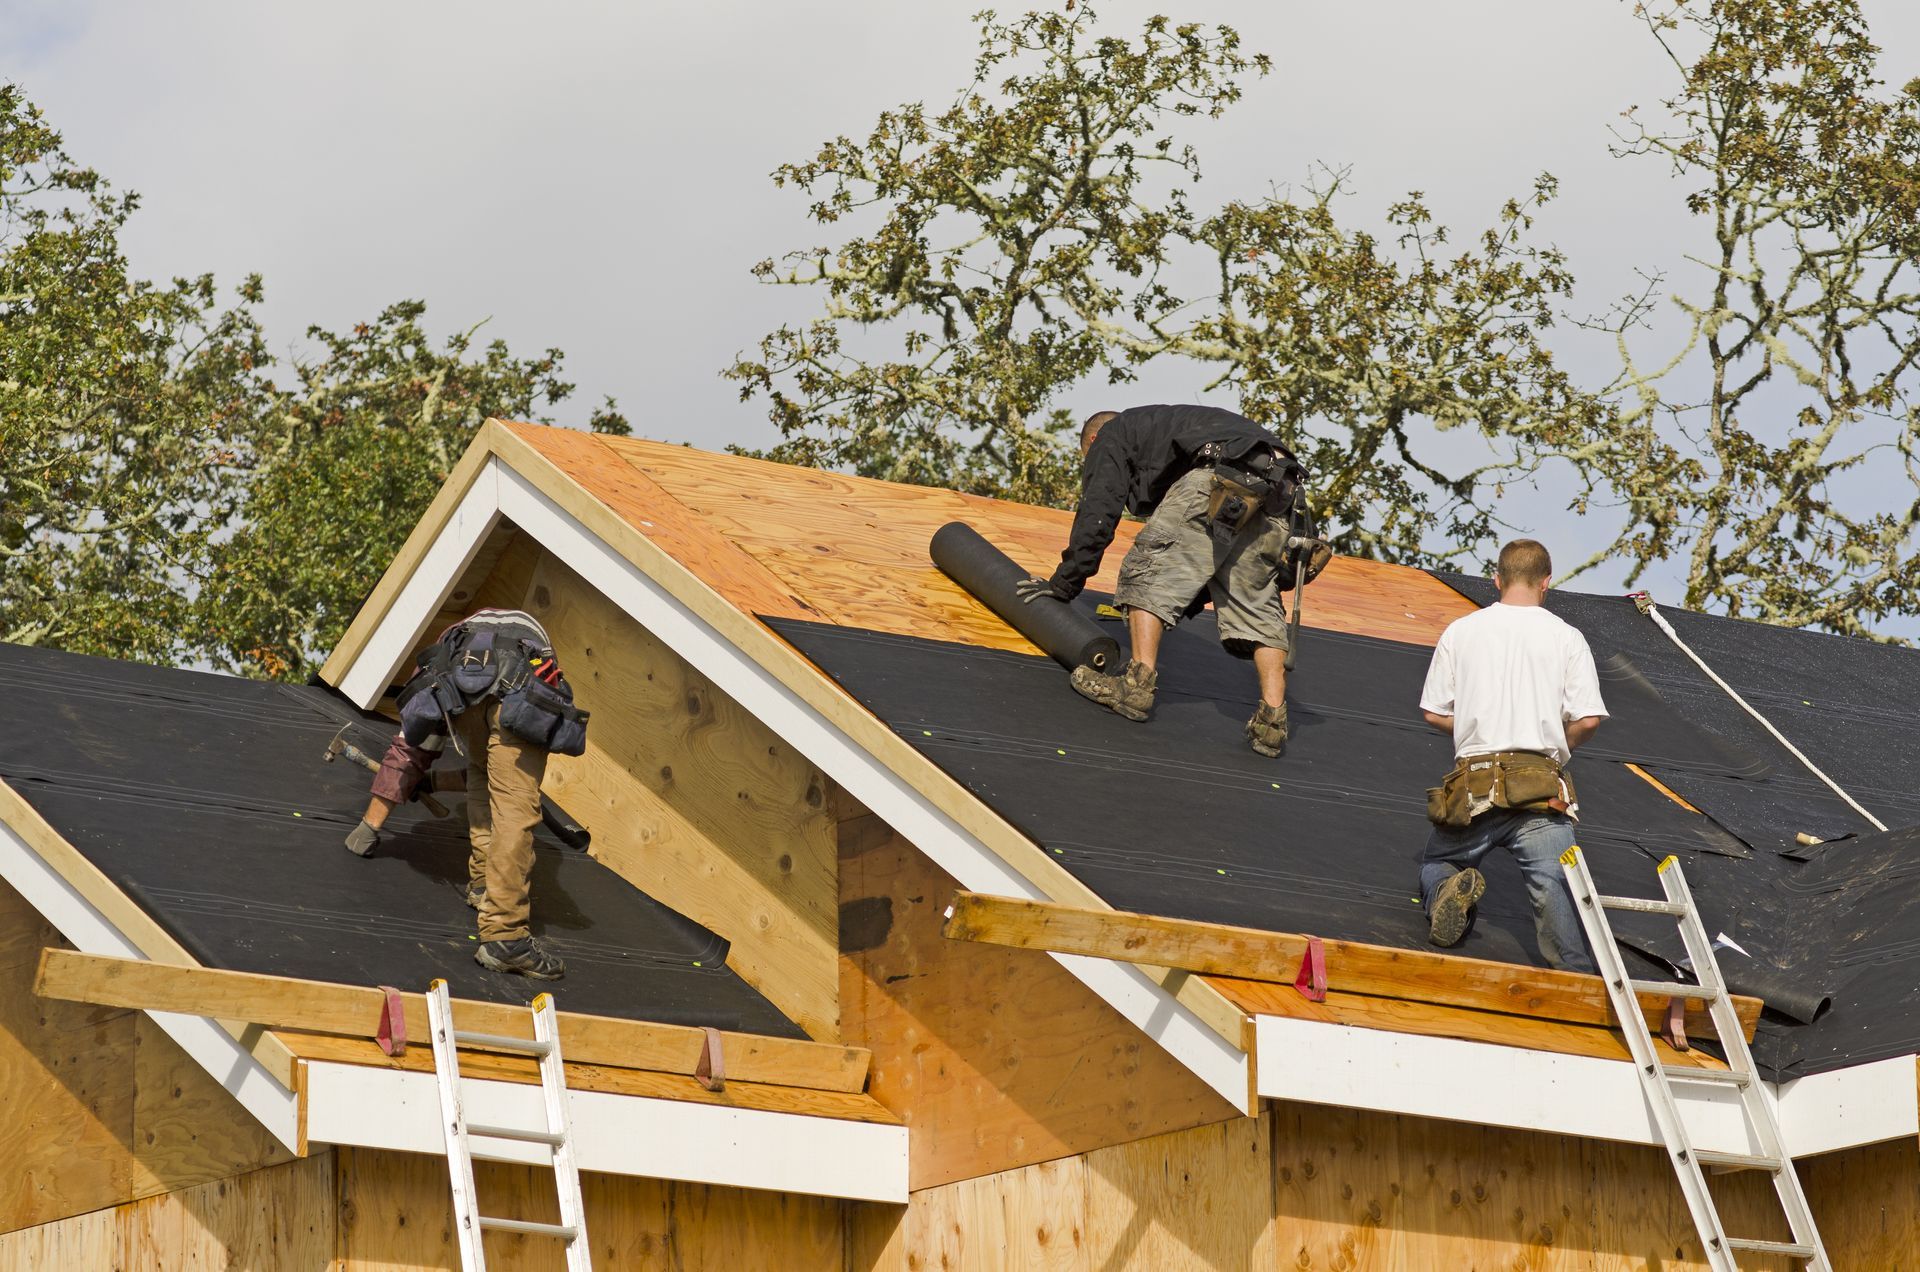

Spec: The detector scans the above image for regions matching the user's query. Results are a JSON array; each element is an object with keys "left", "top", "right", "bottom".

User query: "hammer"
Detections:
[{"left": 325, "top": 727, "right": 451, "bottom": 817}]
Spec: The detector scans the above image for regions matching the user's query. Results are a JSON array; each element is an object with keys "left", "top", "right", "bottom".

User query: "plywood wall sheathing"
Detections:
[
  {"left": 837, "top": 804, "right": 1238, "bottom": 1190},
  {"left": 0, "top": 1153, "right": 335, "bottom": 1271},
  {"left": 512, "top": 549, "right": 842, "bottom": 1039},
  {"left": 335, "top": 1146, "right": 848, "bottom": 1270},
  {"left": 0, "top": 880, "right": 289, "bottom": 1237}
]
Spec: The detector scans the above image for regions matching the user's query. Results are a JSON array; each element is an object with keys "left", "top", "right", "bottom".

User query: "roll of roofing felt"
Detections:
[{"left": 930, "top": 521, "right": 1122, "bottom": 672}]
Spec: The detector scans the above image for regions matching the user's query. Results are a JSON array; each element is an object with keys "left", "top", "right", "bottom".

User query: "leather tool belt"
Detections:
[{"left": 1426, "top": 750, "right": 1577, "bottom": 829}]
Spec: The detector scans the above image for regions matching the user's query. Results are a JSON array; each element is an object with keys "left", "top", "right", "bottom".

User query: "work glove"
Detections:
[
  {"left": 344, "top": 819, "right": 380, "bottom": 858},
  {"left": 1014, "top": 576, "right": 1066, "bottom": 605}
]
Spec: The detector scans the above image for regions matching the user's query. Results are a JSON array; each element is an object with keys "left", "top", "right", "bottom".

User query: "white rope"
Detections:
[{"left": 1631, "top": 594, "right": 1888, "bottom": 833}]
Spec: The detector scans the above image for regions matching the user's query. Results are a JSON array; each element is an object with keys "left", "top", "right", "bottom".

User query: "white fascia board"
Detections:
[
  {"left": 303, "top": 1060, "right": 908, "bottom": 1203},
  {"left": 333, "top": 460, "right": 1248, "bottom": 1109},
  {"left": 337, "top": 461, "right": 504, "bottom": 706},
  {"left": 1254, "top": 1014, "right": 1916, "bottom": 1159},
  {"left": 0, "top": 818, "right": 302, "bottom": 1153},
  {"left": 1776, "top": 1054, "right": 1919, "bottom": 1157}
]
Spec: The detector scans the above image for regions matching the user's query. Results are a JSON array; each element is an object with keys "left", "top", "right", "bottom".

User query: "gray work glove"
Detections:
[
  {"left": 1014, "top": 576, "right": 1066, "bottom": 605},
  {"left": 344, "top": 819, "right": 380, "bottom": 858}
]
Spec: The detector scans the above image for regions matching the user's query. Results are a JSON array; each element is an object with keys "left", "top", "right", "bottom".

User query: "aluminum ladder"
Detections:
[
  {"left": 425, "top": 980, "right": 592, "bottom": 1271},
  {"left": 1561, "top": 848, "right": 1828, "bottom": 1271}
]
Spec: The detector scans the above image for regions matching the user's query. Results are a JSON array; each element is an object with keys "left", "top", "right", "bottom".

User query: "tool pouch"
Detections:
[
  {"left": 1205, "top": 471, "right": 1266, "bottom": 534},
  {"left": 498, "top": 675, "right": 591, "bottom": 757},
  {"left": 1426, "top": 753, "right": 1577, "bottom": 829}
]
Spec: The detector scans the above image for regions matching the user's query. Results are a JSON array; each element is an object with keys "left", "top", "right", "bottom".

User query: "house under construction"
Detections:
[{"left": 1, "top": 419, "right": 1917, "bottom": 1268}]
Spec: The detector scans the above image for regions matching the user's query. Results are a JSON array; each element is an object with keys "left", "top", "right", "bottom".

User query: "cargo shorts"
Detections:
[{"left": 1113, "top": 467, "right": 1292, "bottom": 655}]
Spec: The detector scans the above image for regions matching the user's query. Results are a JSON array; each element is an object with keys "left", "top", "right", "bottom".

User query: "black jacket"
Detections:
[{"left": 1046, "top": 404, "right": 1294, "bottom": 599}]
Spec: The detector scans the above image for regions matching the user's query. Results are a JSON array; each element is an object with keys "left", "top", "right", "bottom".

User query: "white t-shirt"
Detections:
[{"left": 1420, "top": 602, "right": 1609, "bottom": 765}]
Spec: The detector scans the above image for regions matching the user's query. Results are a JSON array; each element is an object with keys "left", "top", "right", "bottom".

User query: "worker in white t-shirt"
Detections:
[{"left": 1417, "top": 540, "right": 1608, "bottom": 973}]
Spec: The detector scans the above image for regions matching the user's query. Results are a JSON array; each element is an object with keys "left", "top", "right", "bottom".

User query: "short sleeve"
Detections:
[
  {"left": 1419, "top": 628, "right": 1457, "bottom": 716},
  {"left": 1562, "top": 631, "right": 1610, "bottom": 722}
]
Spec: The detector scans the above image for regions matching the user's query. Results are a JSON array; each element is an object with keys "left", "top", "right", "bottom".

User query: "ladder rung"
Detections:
[
  {"left": 1660, "top": 1065, "right": 1750, "bottom": 1088},
  {"left": 1597, "top": 894, "right": 1687, "bottom": 916},
  {"left": 1694, "top": 1149, "right": 1782, "bottom": 1172},
  {"left": 469, "top": 1146, "right": 550, "bottom": 1165},
  {"left": 1725, "top": 1237, "right": 1817, "bottom": 1257},
  {"left": 466, "top": 1121, "right": 565, "bottom": 1147},
  {"left": 454, "top": 1030, "right": 553, "bottom": 1058},
  {"left": 479, "top": 1216, "right": 578, "bottom": 1240},
  {"left": 1627, "top": 979, "right": 1716, "bottom": 1001}
]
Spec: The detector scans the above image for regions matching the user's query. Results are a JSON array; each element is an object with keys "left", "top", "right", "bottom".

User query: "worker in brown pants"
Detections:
[{"left": 345, "top": 608, "right": 588, "bottom": 981}]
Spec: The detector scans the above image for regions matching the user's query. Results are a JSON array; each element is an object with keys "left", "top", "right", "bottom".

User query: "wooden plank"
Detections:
[
  {"left": 35, "top": 950, "right": 870, "bottom": 1095},
  {"left": 1213, "top": 974, "right": 1731, "bottom": 1071},
  {"left": 128, "top": 1014, "right": 293, "bottom": 1202},
  {"left": 1082, "top": 1112, "right": 1276, "bottom": 1271},
  {"left": 838, "top": 817, "right": 1235, "bottom": 1189},
  {"left": 945, "top": 891, "right": 1763, "bottom": 1041},
  {"left": 121, "top": 1153, "right": 336, "bottom": 1269},
  {"left": 485, "top": 422, "right": 1250, "bottom": 1053},
  {"left": 0, "top": 779, "right": 300, "bottom": 1087},
  {"left": 319, "top": 422, "right": 499, "bottom": 687},
  {"left": 278, "top": 1030, "right": 899, "bottom": 1125},
  {"left": 521, "top": 549, "right": 844, "bottom": 1041},
  {"left": 1800, "top": 1137, "right": 1920, "bottom": 1270}
]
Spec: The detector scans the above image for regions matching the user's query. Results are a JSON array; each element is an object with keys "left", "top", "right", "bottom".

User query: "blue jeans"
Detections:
[{"left": 1419, "top": 809, "right": 1596, "bottom": 974}]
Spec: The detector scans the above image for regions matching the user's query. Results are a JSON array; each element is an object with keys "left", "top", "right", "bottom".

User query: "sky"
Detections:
[{"left": 8, "top": 0, "right": 1920, "bottom": 595}]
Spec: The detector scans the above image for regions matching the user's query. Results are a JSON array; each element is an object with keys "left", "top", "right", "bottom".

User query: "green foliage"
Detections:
[
  {"left": 198, "top": 305, "right": 630, "bottom": 679},
  {"left": 1123, "top": 171, "right": 1612, "bottom": 564},
  {"left": 0, "top": 85, "right": 270, "bottom": 662},
  {"left": 1589, "top": 0, "right": 1920, "bottom": 634},
  {"left": 725, "top": 8, "right": 1265, "bottom": 507},
  {"left": 0, "top": 82, "right": 627, "bottom": 678}
]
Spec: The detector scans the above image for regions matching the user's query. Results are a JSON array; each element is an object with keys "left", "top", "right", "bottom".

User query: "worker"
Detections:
[
  {"left": 344, "top": 608, "right": 589, "bottom": 981},
  {"left": 1015, "top": 404, "right": 1329, "bottom": 757},
  {"left": 1417, "top": 540, "right": 1606, "bottom": 973}
]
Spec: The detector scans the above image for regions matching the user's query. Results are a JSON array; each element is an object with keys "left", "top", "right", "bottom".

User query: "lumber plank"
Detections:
[
  {"left": 276, "top": 1030, "right": 900, "bottom": 1124},
  {"left": 1212, "top": 974, "right": 1731, "bottom": 1070},
  {"left": 944, "top": 891, "right": 1763, "bottom": 1041},
  {"left": 484, "top": 422, "right": 1252, "bottom": 1052},
  {"left": 34, "top": 950, "right": 871, "bottom": 1095}
]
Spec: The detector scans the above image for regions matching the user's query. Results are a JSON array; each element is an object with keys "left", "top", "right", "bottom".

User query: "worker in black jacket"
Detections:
[{"left": 1016, "top": 404, "right": 1329, "bottom": 756}]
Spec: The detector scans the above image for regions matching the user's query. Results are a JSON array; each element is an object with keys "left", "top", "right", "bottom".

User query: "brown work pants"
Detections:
[{"left": 455, "top": 702, "right": 547, "bottom": 942}]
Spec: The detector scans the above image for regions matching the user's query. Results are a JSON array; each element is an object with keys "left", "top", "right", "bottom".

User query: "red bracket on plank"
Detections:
[
  {"left": 1294, "top": 937, "right": 1328, "bottom": 1002},
  {"left": 695, "top": 1026, "right": 726, "bottom": 1091},
  {"left": 376, "top": 986, "right": 407, "bottom": 1056},
  {"left": 1665, "top": 995, "right": 1690, "bottom": 1052}
]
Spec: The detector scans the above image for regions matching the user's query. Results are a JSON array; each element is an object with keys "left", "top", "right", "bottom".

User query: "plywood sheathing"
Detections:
[
  {"left": 515, "top": 549, "right": 843, "bottom": 1040},
  {"left": 837, "top": 806, "right": 1237, "bottom": 1190},
  {"left": 0, "top": 880, "right": 289, "bottom": 1237},
  {"left": 505, "top": 422, "right": 1478, "bottom": 653},
  {"left": 0, "top": 1154, "right": 335, "bottom": 1271}
]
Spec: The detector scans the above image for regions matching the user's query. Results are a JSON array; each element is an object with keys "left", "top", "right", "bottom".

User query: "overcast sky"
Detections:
[{"left": 9, "top": 0, "right": 1920, "bottom": 592}]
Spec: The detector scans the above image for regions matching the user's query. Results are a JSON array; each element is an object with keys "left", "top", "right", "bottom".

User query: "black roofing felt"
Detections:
[
  {"left": 0, "top": 640, "right": 802, "bottom": 1038},
  {"left": 770, "top": 586, "right": 1920, "bottom": 1081}
]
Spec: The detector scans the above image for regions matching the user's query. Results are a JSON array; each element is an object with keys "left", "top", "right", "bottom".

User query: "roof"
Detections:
[
  {"left": 313, "top": 420, "right": 1920, "bottom": 1153},
  {"left": 0, "top": 636, "right": 907, "bottom": 1200}
]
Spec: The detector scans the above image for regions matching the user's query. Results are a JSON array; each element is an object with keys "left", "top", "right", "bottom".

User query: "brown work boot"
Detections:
[
  {"left": 476, "top": 936, "right": 566, "bottom": 980},
  {"left": 1071, "top": 660, "right": 1157, "bottom": 722},
  {"left": 1246, "top": 701, "right": 1288, "bottom": 757},
  {"left": 1428, "top": 868, "right": 1486, "bottom": 948}
]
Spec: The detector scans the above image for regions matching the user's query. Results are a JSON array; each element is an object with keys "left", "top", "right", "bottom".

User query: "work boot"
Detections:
[
  {"left": 464, "top": 881, "right": 485, "bottom": 911},
  {"left": 1428, "top": 868, "right": 1486, "bottom": 948},
  {"left": 344, "top": 820, "right": 380, "bottom": 858},
  {"left": 1246, "top": 701, "right": 1289, "bottom": 757},
  {"left": 475, "top": 937, "right": 566, "bottom": 981},
  {"left": 1071, "top": 660, "right": 1157, "bottom": 722}
]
